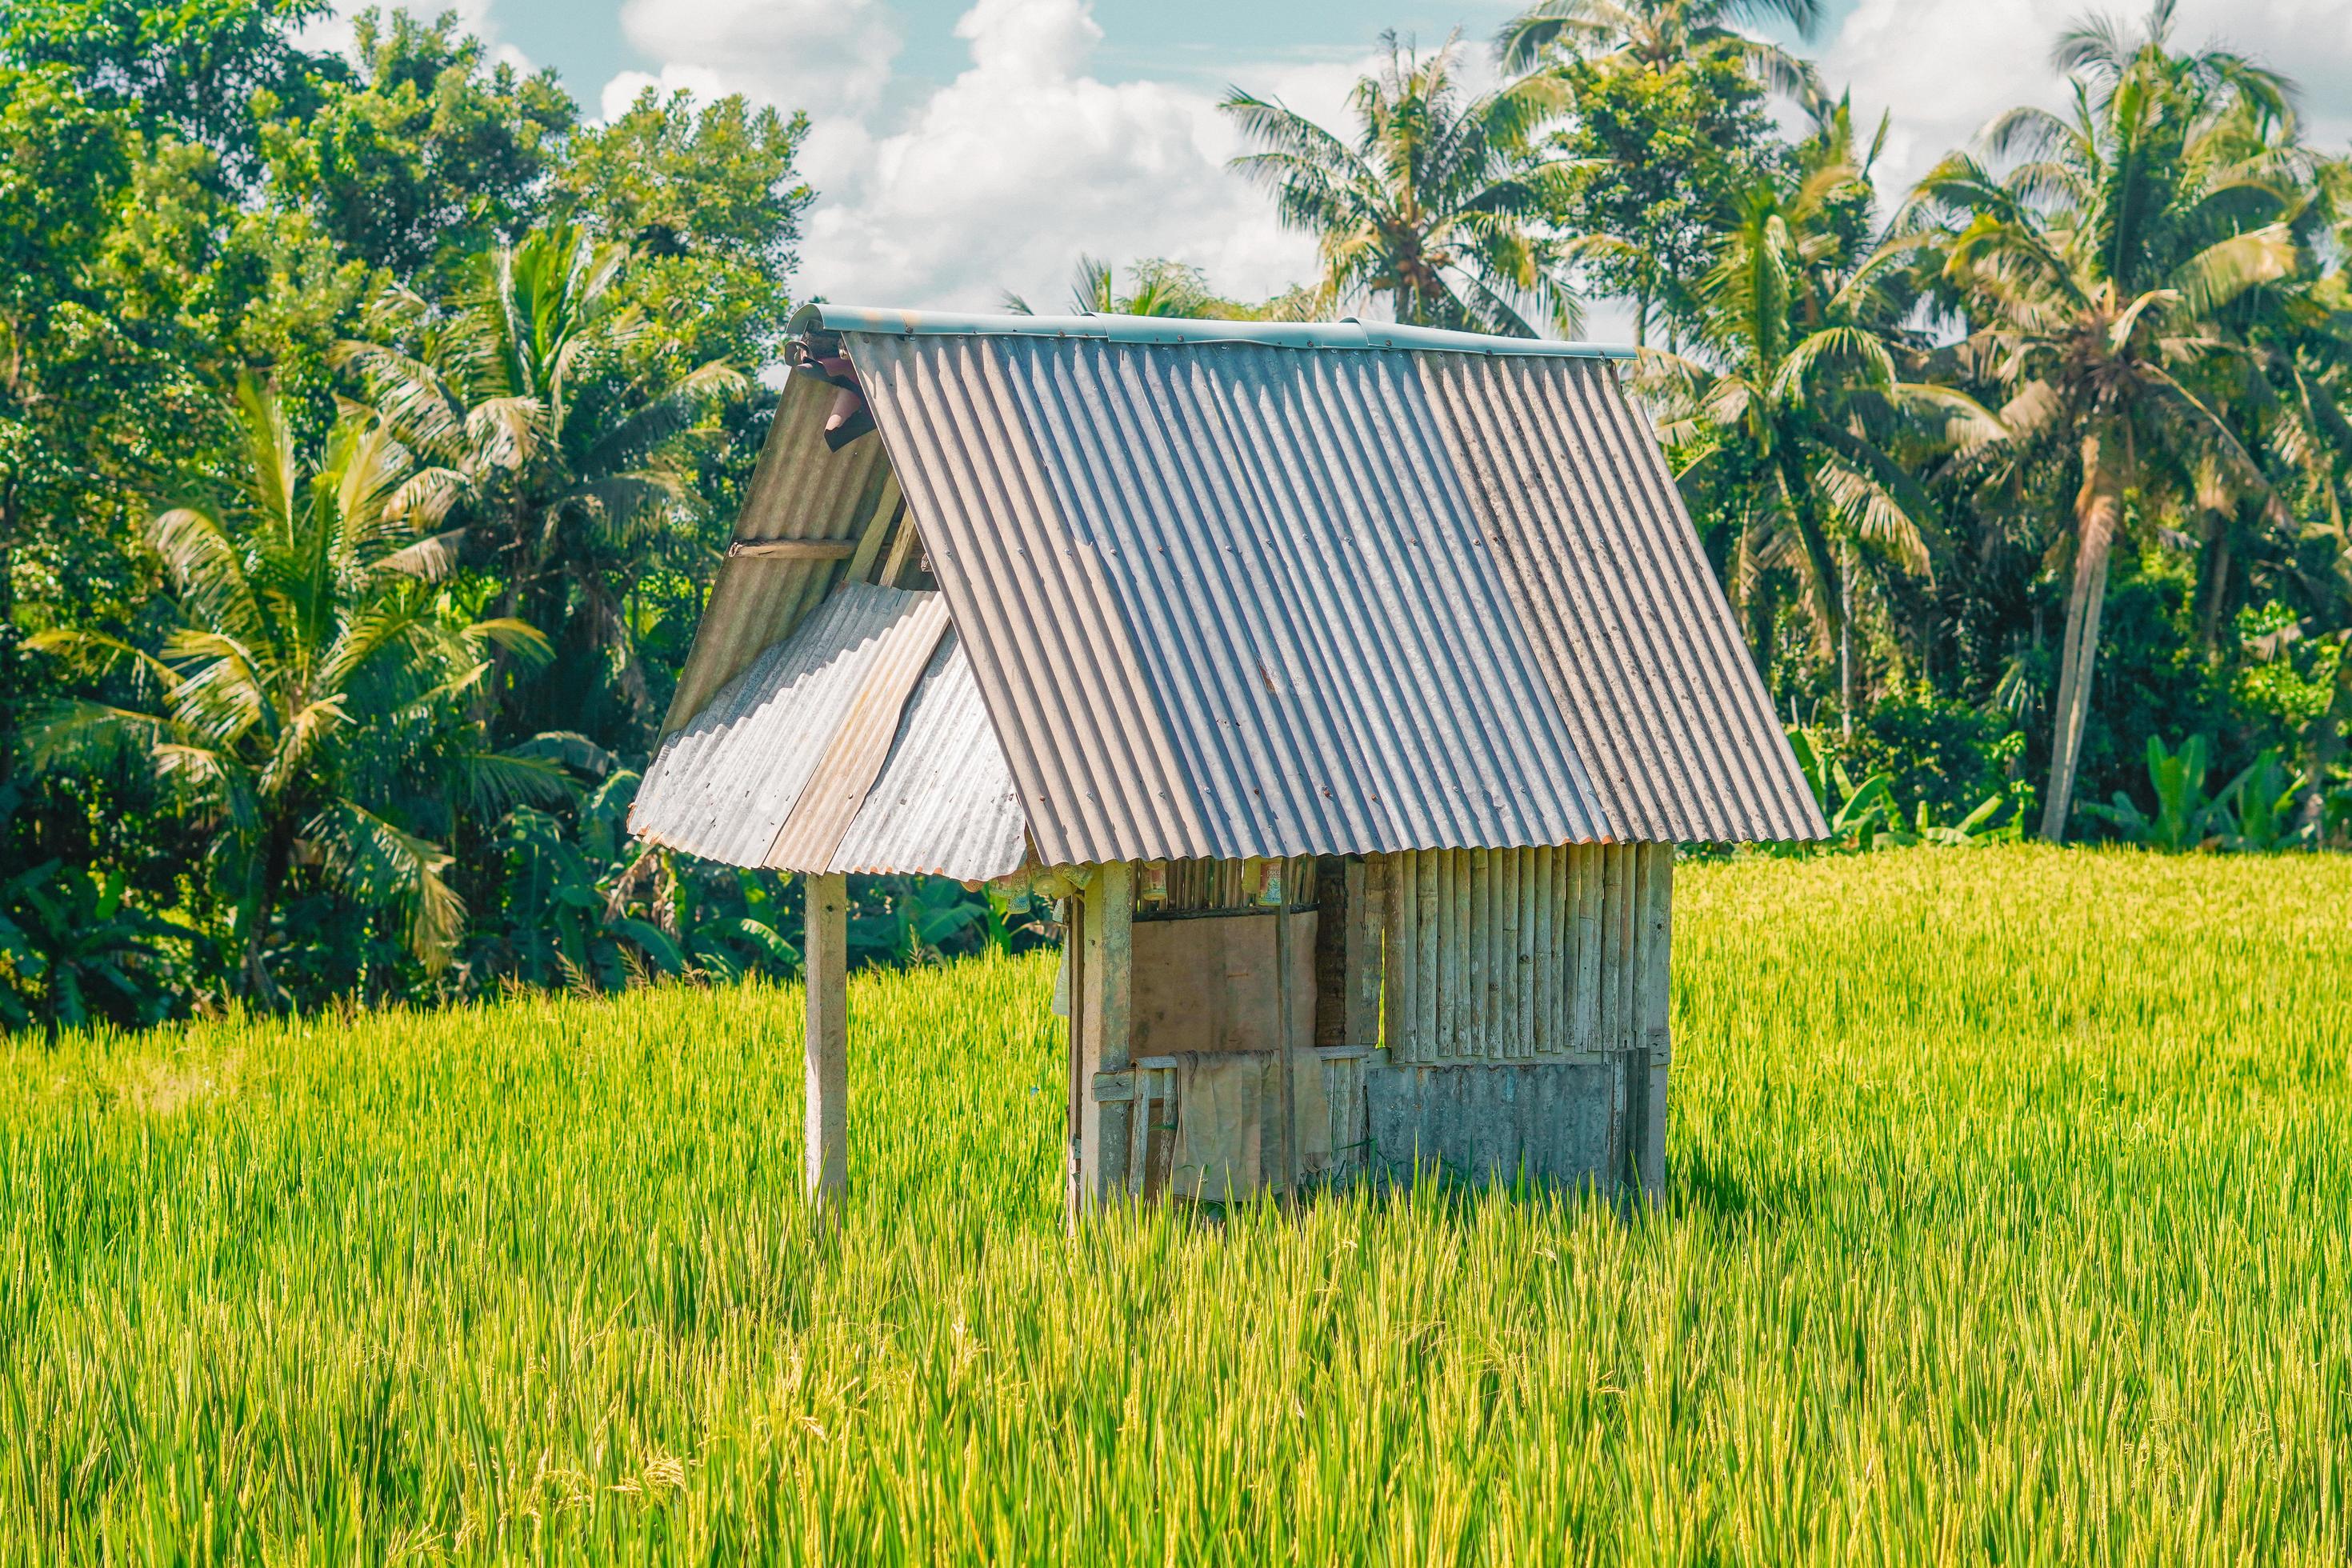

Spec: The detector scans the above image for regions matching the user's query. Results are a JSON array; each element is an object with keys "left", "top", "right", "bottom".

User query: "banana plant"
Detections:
[
  {"left": 0, "top": 861, "right": 179, "bottom": 1042},
  {"left": 2082, "top": 734, "right": 2223, "bottom": 850},
  {"left": 1787, "top": 728, "right": 1899, "bottom": 850},
  {"left": 2210, "top": 750, "right": 2308, "bottom": 852},
  {"left": 491, "top": 769, "right": 797, "bottom": 992},
  {"left": 1897, "top": 792, "right": 2022, "bottom": 847}
]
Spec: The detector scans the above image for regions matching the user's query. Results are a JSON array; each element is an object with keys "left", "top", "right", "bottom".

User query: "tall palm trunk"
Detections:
[
  {"left": 2041, "top": 427, "right": 2126, "bottom": 842},
  {"left": 1838, "top": 540, "right": 1854, "bottom": 738},
  {"left": 238, "top": 818, "right": 297, "bottom": 1008}
]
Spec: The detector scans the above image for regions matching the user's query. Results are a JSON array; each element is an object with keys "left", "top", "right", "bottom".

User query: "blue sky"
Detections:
[
  {"left": 494, "top": 0, "right": 1766, "bottom": 104},
  {"left": 398, "top": 0, "right": 2352, "bottom": 342}
]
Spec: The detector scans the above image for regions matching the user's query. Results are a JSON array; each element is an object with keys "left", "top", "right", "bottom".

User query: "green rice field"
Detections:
[{"left": 4, "top": 847, "right": 2348, "bottom": 1564}]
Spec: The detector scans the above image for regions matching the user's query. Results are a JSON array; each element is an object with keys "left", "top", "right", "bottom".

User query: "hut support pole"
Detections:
[
  {"left": 1076, "top": 862, "right": 1134, "bottom": 1212},
  {"left": 804, "top": 871, "right": 850, "bottom": 1222},
  {"left": 1637, "top": 846, "right": 1673, "bottom": 1203},
  {"left": 1275, "top": 861, "right": 1298, "bottom": 1198}
]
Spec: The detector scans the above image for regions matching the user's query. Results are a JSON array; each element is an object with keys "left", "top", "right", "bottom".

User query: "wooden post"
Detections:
[
  {"left": 1075, "top": 862, "right": 1134, "bottom": 1211},
  {"left": 1639, "top": 845, "right": 1674, "bottom": 1204},
  {"left": 1346, "top": 857, "right": 1382, "bottom": 1051},
  {"left": 804, "top": 871, "right": 849, "bottom": 1220},
  {"left": 1274, "top": 858, "right": 1298, "bottom": 1198},
  {"left": 1063, "top": 894, "right": 1086, "bottom": 1226}
]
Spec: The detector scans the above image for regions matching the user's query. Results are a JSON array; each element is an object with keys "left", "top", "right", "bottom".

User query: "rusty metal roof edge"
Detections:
[{"left": 791, "top": 303, "right": 1636, "bottom": 360}]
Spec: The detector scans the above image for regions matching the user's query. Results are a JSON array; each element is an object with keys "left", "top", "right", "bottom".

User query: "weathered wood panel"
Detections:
[
  {"left": 1130, "top": 909, "right": 1319, "bottom": 1058},
  {"left": 1099, "top": 1047, "right": 1372, "bottom": 1200},
  {"left": 1638, "top": 842, "right": 1673, "bottom": 1200}
]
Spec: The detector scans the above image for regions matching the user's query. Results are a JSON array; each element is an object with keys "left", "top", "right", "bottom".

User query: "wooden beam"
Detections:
[
  {"left": 843, "top": 473, "right": 903, "bottom": 584},
  {"left": 1383, "top": 851, "right": 1414, "bottom": 1060},
  {"left": 727, "top": 538, "right": 858, "bottom": 561},
  {"left": 1074, "top": 861, "right": 1134, "bottom": 1210},
  {"left": 878, "top": 500, "right": 924, "bottom": 587},
  {"left": 804, "top": 871, "right": 849, "bottom": 1222},
  {"left": 1275, "top": 858, "right": 1298, "bottom": 1197}
]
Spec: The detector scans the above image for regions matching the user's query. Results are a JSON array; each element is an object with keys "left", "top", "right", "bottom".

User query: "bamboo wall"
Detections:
[
  {"left": 1377, "top": 843, "right": 1670, "bottom": 1064},
  {"left": 1138, "top": 856, "right": 1318, "bottom": 915}
]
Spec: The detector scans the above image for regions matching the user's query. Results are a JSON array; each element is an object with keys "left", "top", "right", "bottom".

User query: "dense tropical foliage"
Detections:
[{"left": 2, "top": 0, "right": 2348, "bottom": 1026}]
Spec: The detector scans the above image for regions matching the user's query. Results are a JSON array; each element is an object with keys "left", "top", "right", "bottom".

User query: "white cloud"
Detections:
[
  {"left": 1822, "top": 0, "right": 2352, "bottom": 203},
  {"left": 615, "top": 0, "right": 902, "bottom": 119},
  {"left": 605, "top": 0, "right": 1345, "bottom": 317},
  {"left": 298, "top": 0, "right": 516, "bottom": 70}
]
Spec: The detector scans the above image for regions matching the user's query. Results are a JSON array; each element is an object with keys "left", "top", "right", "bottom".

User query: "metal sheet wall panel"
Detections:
[
  {"left": 1418, "top": 355, "right": 1826, "bottom": 842},
  {"left": 633, "top": 584, "right": 922, "bottom": 865},
  {"left": 827, "top": 630, "right": 1028, "bottom": 881},
  {"left": 766, "top": 594, "right": 953, "bottom": 872},
  {"left": 1364, "top": 1058, "right": 1618, "bottom": 1187},
  {"left": 662, "top": 372, "right": 899, "bottom": 734}
]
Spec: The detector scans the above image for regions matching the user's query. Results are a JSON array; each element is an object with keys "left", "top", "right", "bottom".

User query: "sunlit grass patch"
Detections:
[{"left": 2, "top": 847, "right": 2348, "bottom": 1563}]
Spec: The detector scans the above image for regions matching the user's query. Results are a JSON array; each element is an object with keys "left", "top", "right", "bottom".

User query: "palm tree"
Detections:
[
  {"left": 1002, "top": 256, "right": 1321, "bottom": 320},
  {"left": 338, "top": 222, "right": 746, "bottom": 742},
  {"left": 1910, "top": 0, "right": 2307, "bottom": 839},
  {"left": 1652, "top": 130, "right": 2001, "bottom": 729},
  {"left": 26, "top": 379, "right": 557, "bottom": 1001},
  {"left": 1222, "top": 31, "right": 1586, "bottom": 337},
  {"left": 1497, "top": 0, "right": 1825, "bottom": 95}
]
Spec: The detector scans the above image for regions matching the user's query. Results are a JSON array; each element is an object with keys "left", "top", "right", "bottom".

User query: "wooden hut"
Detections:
[{"left": 630, "top": 306, "right": 1826, "bottom": 1217}]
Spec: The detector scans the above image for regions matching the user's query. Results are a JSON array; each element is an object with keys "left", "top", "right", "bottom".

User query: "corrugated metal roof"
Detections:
[
  {"left": 651, "top": 310, "right": 1821, "bottom": 868},
  {"left": 1418, "top": 354, "right": 1824, "bottom": 841},
  {"left": 661, "top": 370, "right": 901, "bottom": 734},
  {"left": 630, "top": 583, "right": 1030, "bottom": 881},
  {"left": 794, "top": 303, "right": 1636, "bottom": 360},
  {"left": 858, "top": 332, "right": 1615, "bottom": 865},
  {"left": 764, "top": 593, "right": 951, "bottom": 870},
  {"left": 850, "top": 330, "right": 1819, "bottom": 858}
]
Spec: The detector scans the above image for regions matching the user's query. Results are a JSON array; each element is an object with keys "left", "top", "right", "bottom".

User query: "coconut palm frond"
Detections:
[
  {"left": 581, "top": 361, "right": 748, "bottom": 474},
  {"left": 2166, "top": 223, "right": 2298, "bottom": 318},
  {"left": 305, "top": 801, "right": 464, "bottom": 970}
]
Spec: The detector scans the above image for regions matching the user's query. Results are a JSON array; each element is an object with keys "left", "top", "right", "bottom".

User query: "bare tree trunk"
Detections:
[
  {"left": 2304, "top": 653, "right": 2350, "bottom": 842},
  {"left": 2041, "top": 430, "right": 2125, "bottom": 843},
  {"left": 2197, "top": 525, "right": 2232, "bottom": 656},
  {"left": 1838, "top": 542, "right": 1854, "bottom": 739}
]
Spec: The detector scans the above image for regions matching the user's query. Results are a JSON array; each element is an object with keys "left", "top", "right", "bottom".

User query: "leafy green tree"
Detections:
[
  {"left": 1912, "top": 0, "right": 2307, "bottom": 839},
  {"left": 0, "top": 0, "right": 332, "bottom": 180},
  {"left": 559, "top": 86, "right": 810, "bottom": 374},
  {"left": 0, "top": 67, "right": 143, "bottom": 762},
  {"left": 1222, "top": 31, "right": 1584, "bottom": 336},
  {"left": 26, "top": 378, "right": 554, "bottom": 1001},
  {"left": 258, "top": 9, "right": 574, "bottom": 287},
  {"left": 340, "top": 222, "right": 748, "bottom": 746},
  {"left": 1498, "top": 0, "right": 1823, "bottom": 346}
]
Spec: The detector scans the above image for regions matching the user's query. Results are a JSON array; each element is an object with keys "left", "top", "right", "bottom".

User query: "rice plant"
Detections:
[{"left": 1, "top": 847, "right": 2346, "bottom": 1564}]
